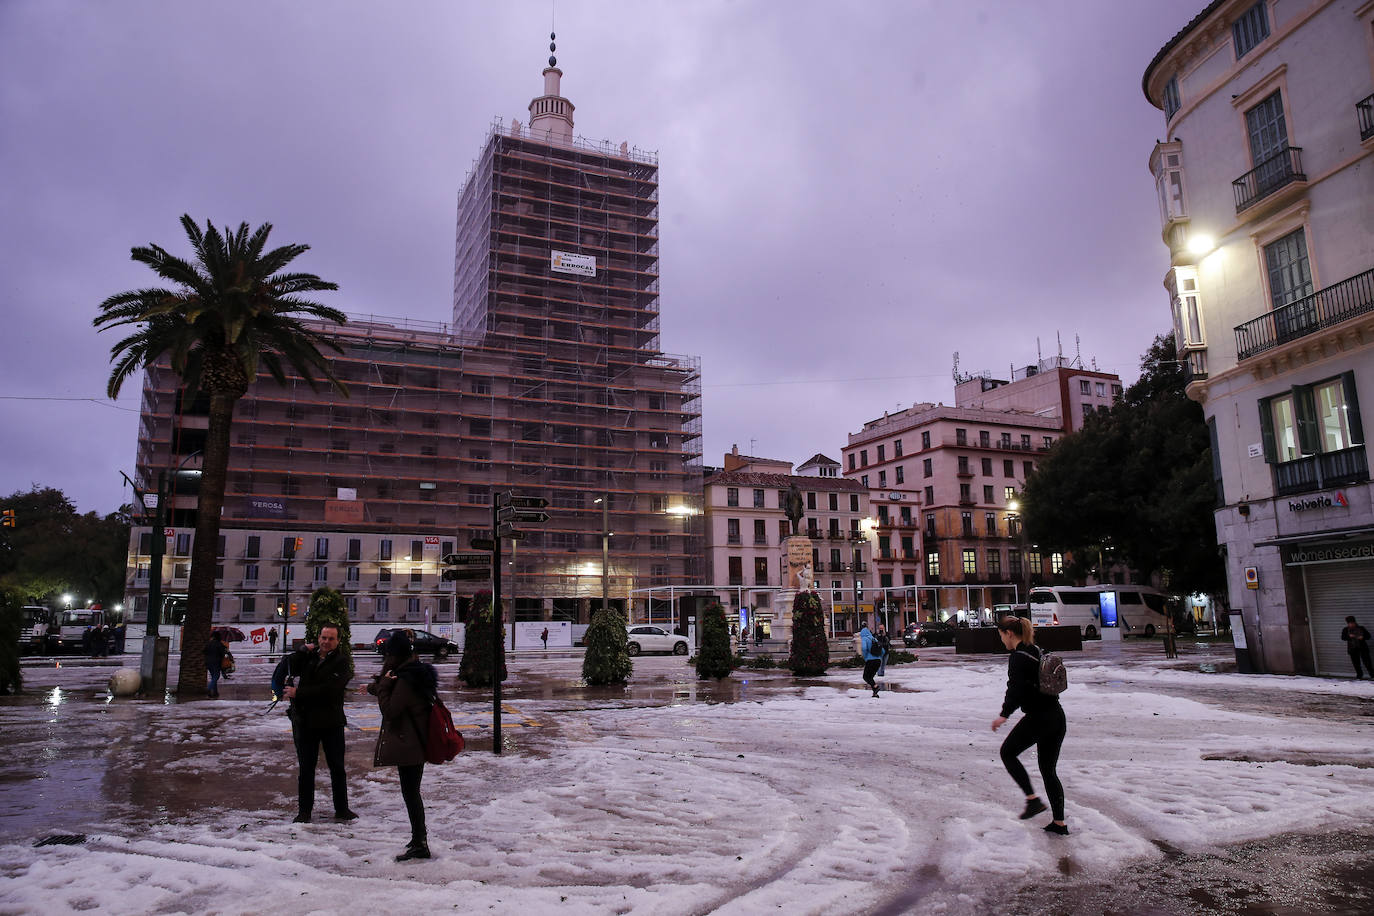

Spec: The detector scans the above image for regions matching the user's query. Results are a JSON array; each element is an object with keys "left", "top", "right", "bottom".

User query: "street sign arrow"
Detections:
[
  {"left": 442, "top": 568, "right": 490, "bottom": 581},
  {"left": 496, "top": 523, "right": 526, "bottom": 540},
  {"left": 470, "top": 537, "right": 495, "bottom": 551},
  {"left": 494, "top": 491, "right": 513, "bottom": 508},
  {"left": 508, "top": 495, "right": 549, "bottom": 509},
  {"left": 442, "top": 553, "right": 490, "bottom": 566},
  {"left": 497, "top": 507, "right": 550, "bottom": 523}
]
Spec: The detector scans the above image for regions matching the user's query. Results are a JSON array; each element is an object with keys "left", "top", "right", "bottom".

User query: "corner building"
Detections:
[
  {"left": 124, "top": 56, "right": 704, "bottom": 635},
  {"left": 1142, "top": 0, "right": 1374, "bottom": 675}
]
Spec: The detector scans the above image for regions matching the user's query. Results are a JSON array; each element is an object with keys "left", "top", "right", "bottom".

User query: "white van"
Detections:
[{"left": 1029, "top": 586, "right": 1174, "bottom": 638}]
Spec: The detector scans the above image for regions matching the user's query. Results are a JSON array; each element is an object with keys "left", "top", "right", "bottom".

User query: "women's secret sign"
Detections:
[{"left": 1282, "top": 540, "right": 1374, "bottom": 566}]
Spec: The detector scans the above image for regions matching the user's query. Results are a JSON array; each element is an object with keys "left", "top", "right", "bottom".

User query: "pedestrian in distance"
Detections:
[
  {"left": 992, "top": 616, "right": 1068, "bottom": 835},
  {"left": 368, "top": 630, "right": 439, "bottom": 861},
  {"left": 269, "top": 627, "right": 279, "bottom": 655},
  {"left": 859, "top": 620, "right": 884, "bottom": 697},
  {"left": 114, "top": 622, "right": 127, "bottom": 654},
  {"left": 284, "top": 624, "right": 357, "bottom": 824},
  {"left": 1341, "top": 615, "right": 1373, "bottom": 679},
  {"left": 874, "top": 624, "right": 892, "bottom": 679},
  {"left": 204, "top": 630, "right": 228, "bottom": 698},
  {"left": 541, "top": 627, "right": 549, "bottom": 650}
]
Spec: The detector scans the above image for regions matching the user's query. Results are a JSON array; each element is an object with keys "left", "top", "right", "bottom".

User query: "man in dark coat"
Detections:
[
  {"left": 1342, "top": 615, "right": 1373, "bottom": 679},
  {"left": 369, "top": 631, "right": 438, "bottom": 861},
  {"left": 204, "top": 631, "right": 228, "bottom": 698},
  {"left": 284, "top": 624, "right": 356, "bottom": 823}
]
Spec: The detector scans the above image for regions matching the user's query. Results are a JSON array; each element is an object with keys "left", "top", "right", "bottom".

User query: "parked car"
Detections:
[
  {"left": 903, "top": 620, "right": 957, "bottom": 648},
  {"left": 373, "top": 628, "right": 460, "bottom": 660},
  {"left": 626, "top": 624, "right": 689, "bottom": 656}
]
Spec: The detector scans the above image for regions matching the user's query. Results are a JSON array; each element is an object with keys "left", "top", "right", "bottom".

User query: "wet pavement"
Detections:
[{"left": 5, "top": 640, "right": 1374, "bottom": 913}]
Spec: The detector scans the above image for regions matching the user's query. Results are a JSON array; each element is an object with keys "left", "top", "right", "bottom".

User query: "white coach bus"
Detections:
[{"left": 1028, "top": 586, "right": 1175, "bottom": 639}]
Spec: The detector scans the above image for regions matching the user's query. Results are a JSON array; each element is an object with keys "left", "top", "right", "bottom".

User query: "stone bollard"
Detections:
[{"left": 108, "top": 667, "right": 142, "bottom": 697}]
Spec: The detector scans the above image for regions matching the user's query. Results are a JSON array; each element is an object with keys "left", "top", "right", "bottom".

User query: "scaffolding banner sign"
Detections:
[
  {"left": 551, "top": 250, "right": 595, "bottom": 277},
  {"left": 246, "top": 498, "right": 287, "bottom": 518},
  {"left": 324, "top": 499, "right": 364, "bottom": 524}
]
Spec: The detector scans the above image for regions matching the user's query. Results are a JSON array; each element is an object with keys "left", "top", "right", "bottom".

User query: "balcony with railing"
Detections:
[
  {"left": 1272, "top": 445, "right": 1369, "bottom": 497},
  {"left": 1359, "top": 94, "right": 1374, "bottom": 142},
  {"left": 1234, "top": 267, "right": 1374, "bottom": 360},
  {"left": 1232, "top": 147, "right": 1305, "bottom": 214}
]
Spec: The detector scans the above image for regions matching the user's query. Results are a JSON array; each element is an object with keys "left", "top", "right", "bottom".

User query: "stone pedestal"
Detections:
[{"left": 776, "top": 535, "right": 816, "bottom": 645}]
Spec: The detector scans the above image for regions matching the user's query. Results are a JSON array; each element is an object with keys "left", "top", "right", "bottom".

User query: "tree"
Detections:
[
  {"left": 459, "top": 591, "right": 508, "bottom": 688},
  {"left": 1020, "top": 333, "right": 1225, "bottom": 598},
  {"left": 0, "top": 487, "right": 130, "bottom": 608},
  {"left": 788, "top": 592, "right": 829, "bottom": 676},
  {"left": 305, "top": 587, "right": 352, "bottom": 676},
  {"left": 695, "top": 602, "right": 733, "bottom": 680},
  {"left": 582, "top": 607, "right": 633, "bottom": 686},
  {"left": 94, "top": 216, "right": 347, "bottom": 698}
]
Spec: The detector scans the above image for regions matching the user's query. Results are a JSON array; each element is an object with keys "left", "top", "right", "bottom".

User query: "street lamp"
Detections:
[
  {"left": 663, "top": 504, "right": 700, "bottom": 629},
  {"left": 1007, "top": 499, "right": 1029, "bottom": 612},
  {"left": 593, "top": 496, "right": 610, "bottom": 622}
]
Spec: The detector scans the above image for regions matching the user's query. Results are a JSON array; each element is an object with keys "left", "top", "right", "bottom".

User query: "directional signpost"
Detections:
[
  {"left": 442, "top": 552, "right": 490, "bottom": 582},
  {"left": 488, "top": 493, "right": 551, "bottom": 755}
]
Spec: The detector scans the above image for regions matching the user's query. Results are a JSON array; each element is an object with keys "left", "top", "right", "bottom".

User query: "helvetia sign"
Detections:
[{"left": 1287, "top": 491, "right": 1348, "bottom": 513}]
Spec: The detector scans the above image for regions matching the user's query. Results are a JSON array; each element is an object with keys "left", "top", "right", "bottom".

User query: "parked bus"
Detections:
[{"left": 1028, "top": 586, "right": 1175, "bottom": 639}]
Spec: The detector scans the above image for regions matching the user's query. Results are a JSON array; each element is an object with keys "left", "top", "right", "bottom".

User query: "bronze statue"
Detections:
[{"left": 783, "top": 484, "right": 804, "bottom": 535}]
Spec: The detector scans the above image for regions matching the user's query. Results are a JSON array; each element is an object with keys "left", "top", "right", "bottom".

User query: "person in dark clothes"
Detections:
[
  {"left": 368, "top": 631, "right": 439, "bottom": 861},
  {"left": 859, "top": 621, "right": 884, "bottom": 697},
  {"left": 992, "top": 616, "right": 1068, "bottom": 835},
  {"left": 204, "top": 630, "right": 228, "bottom": 698},
  {"left": 1342, "top": 616, "right": 1373, "bottom": 679},
  {"left": 284, "top": 624, "right": 356, "bottom": 824},
  {"left": 269, "top": 627, "right": 279, "bottom": 655}
]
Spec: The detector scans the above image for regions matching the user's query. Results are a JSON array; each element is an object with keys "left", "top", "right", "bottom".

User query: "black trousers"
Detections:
[
  {"left": 862, "top": 658, "right": 882, "bottom": 687},
  {"left": 1351, "top": 646, "right": 1373, "bottom": 678},
  {"left": 1000, "top": 704, "right": 1067, "bottom": 821},
  {"left": 398, "top": 763, "right": 426, "bottom": 843},
  {"left": 294, "top": 724, "right": 349, "bottom": 816}
]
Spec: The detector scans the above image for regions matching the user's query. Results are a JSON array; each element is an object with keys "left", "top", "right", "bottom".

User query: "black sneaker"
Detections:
[
  {"left": 396, "top": 843, "right": 431, "bottom": 861},
  {"left": 334, "top": 810, "right": 359, "bottom": 822},
  {"left": 292, "top": 813, "right": 311, "bottom": 824},
  {"left": 1044, "top": 822, "right": 1070, "bottom": 836},
  {"left": 1019, "top": 798, "right": 1048, "bottom": 820}
]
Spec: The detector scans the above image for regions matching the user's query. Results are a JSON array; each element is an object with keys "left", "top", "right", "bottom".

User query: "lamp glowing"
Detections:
[{"left": 1186, "top": 233, "right": 1215, "bottom": 257}]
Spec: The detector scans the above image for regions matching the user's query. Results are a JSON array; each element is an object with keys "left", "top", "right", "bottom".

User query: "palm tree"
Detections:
[{"left": 95, "top": 215, "right": 347, "bottom": 698}]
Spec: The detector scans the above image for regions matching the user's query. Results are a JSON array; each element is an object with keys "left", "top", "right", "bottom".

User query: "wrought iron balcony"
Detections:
[
  {"left": 1359, "top": 93, "right": 1374, "bottom": 142},
  {"left": 1273, "top": 445, "right": 1369, "bottom": 497},
  {"left": 1234, "top": 267, "right": 1374, "bottom": 360},
  {"left": 1232, "top": 147, "right": 1305, "bottom": 213}
]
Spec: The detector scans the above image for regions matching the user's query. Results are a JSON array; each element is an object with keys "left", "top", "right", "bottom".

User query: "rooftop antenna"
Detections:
[
  {"left": 951, "top": 351, "right": 960, "bottom": 384},
  {"left": 1074, "top": 334, "right": 1082, "bottom": 368},
  {"left": 1036, "top": 337, "right": 1043, "bottom": 364}
]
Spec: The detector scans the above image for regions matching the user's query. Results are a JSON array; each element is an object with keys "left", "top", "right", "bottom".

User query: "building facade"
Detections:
[
  {"left": 702, "top": 449, "right": 869, "bottom": 637},
  {"left": 954, "top": 360, "right": 1123, "bottom": 434},
  {"left": 1142, "top": 0, "right": 1374, "bottom": 675},
  {"left": 843, "top": 402, "right": 1069, "bottom": 624},
  {"left": 125, "top": 53, "right": 704, "bottom": 635}
]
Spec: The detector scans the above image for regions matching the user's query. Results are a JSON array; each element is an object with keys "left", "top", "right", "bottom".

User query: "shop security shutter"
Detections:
[{"left": 1304, "top": 562, "right": 1374, "bottom": 677}]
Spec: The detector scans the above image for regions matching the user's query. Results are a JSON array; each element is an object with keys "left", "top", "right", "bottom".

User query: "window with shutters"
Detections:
[
  {"left": 1258, "top": 374, "right": 1367, "bottom": 496},
  {"left": 1232, "top": 1, "right": 1269, "bottom": 59}
]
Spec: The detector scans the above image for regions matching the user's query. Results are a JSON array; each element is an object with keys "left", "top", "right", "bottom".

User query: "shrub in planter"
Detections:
[
  {"left": 460, "top": 591, "right": 509, "bottom": 688},
  {"left": 788, "top": 591, "right": 829, "bottom": 676},
  {"left": 582, "top": 607, "right": 633, "bottom": 685},
  {"left": 696, "top": 602, "right": 733, "bottom": 680},
  {"left": 306, "top": 587, "right": 354, "bottom": 677}
]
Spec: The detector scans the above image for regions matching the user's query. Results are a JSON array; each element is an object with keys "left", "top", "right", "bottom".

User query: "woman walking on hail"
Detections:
[{"left": 991, "top": 616, "right": 1069, "bottom": 835}]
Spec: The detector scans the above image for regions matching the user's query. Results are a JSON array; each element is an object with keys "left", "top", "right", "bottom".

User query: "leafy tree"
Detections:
[
  {"left": 1020, "top": 333, "right": 1225, "bottom": 598},
  {"left": 94, "top": 216, "right": 347, "bottom": 698},
  {"left": 460, "top": 591, "right": 508, "bottom": 688},
  {"left": 0, "top": 487, "right": 129, "bottom": 608},
  {"left": 788, "top": 592, "right": 829, "bottom": 676},
  {"left": 582, "top": 606, "right": 633, "bottom": 686},
  {"left": 696, "top": 602, "right": 734, "bottom": 680},
  {"left": 305, "top": 587, "right": 352, "bottom": 676}
]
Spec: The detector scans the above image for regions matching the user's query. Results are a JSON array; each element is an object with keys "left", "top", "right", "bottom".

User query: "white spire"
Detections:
[{"left": 528, "top": 30, "right": 574, "bottom": 143}]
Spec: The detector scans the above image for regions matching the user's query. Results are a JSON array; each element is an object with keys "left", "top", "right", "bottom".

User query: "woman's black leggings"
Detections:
[
  {"left": 999, "top": 705, "right": 1067, "bottom": 821},
  {"left": 398, "top": 763, "right": 426, "bottom": 843}
]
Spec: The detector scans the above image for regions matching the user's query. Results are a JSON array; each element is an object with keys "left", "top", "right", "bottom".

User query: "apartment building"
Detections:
[
  {"left": 125, "top": 49, "right": 704, "bottom": 633},
  {"left": 955, "top": 359, "right": 1123, "bottom": 433},
  {"left": 844, "top": 404, "right": 1067, "bottom": 623},
  {"left": 703, "top": 449, "right": 869, "bottom": 638},
  {"left": 1141, "top": 0, "right": 1374, "bottom": 676}
]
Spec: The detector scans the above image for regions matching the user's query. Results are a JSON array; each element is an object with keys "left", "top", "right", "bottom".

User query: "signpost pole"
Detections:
[{"left": 491, "top": 499, "right": 503, "bottom": 756}]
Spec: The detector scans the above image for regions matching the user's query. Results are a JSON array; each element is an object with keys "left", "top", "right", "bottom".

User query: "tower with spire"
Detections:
[{"left": 445, "top": 31, "right": 705, "bottom": 625}]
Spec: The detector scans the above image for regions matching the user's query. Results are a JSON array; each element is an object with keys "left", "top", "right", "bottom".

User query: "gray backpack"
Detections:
[{"left": 1019, "top": 648, "right": 1068, "bottom": 696}]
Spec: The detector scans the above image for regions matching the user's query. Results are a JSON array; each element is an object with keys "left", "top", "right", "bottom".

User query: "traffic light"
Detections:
[
  {"left": 1, "top": 509, "right": 14, "bottom": 528},
  {"left": 294, "top": 537, "right": 303, "bottom": 551},
  {"left": 855, "top": 581, "right": 864, "bottom": 600}
]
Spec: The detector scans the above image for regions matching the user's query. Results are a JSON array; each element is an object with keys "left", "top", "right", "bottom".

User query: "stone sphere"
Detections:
[{"left": 108, "top": 667, "right": 142, "bottom": 697}]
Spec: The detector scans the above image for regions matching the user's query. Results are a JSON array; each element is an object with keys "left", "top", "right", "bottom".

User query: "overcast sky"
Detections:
[{"left": 0, "top": 0, "right": 1200, "bottom": 515}]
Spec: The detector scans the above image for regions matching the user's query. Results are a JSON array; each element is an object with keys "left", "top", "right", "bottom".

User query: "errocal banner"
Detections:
[{"left": 551, "top": 250, "right": 596, "bottom": 277}]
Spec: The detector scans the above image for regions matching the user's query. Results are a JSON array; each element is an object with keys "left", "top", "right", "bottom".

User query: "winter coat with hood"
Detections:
[{"left": 373, "top": 656, "right": 439, "bottom": 767}]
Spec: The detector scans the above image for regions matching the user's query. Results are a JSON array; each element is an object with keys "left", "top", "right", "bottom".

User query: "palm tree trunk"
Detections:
[{"left": 175, "top": 390, "right": 238, "bottom": 697}]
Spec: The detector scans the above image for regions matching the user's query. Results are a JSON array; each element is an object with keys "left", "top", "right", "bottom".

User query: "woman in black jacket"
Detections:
[
  {"left": 369, "top": 631, "right": 440, "bottom": 861},
  {"left": 991, "top": 617, "right": 1068, "bottom": 835}
]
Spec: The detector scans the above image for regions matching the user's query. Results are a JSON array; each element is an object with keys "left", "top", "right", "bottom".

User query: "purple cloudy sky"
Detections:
[{"left": 0, "top": 0, "right": 1200, "bottom": 515}]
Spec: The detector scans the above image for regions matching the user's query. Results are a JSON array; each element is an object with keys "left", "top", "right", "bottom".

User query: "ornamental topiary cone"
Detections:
[
  {"left": 788, "top": 591, "right": 829, "bottom": 676},
  {"left": 696, "top": 602, "right": 734, "bottom": 680},
  {"left": 460, "top": 591, "right": 508, "bottom": 688},
  {"left": 582, "top": 606, "right": 633, "bottom": 685}
]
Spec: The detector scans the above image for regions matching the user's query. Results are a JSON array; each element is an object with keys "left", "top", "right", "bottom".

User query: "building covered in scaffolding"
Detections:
[{"left": 123, "top": 46, "right": 704, "bottom": 634}]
